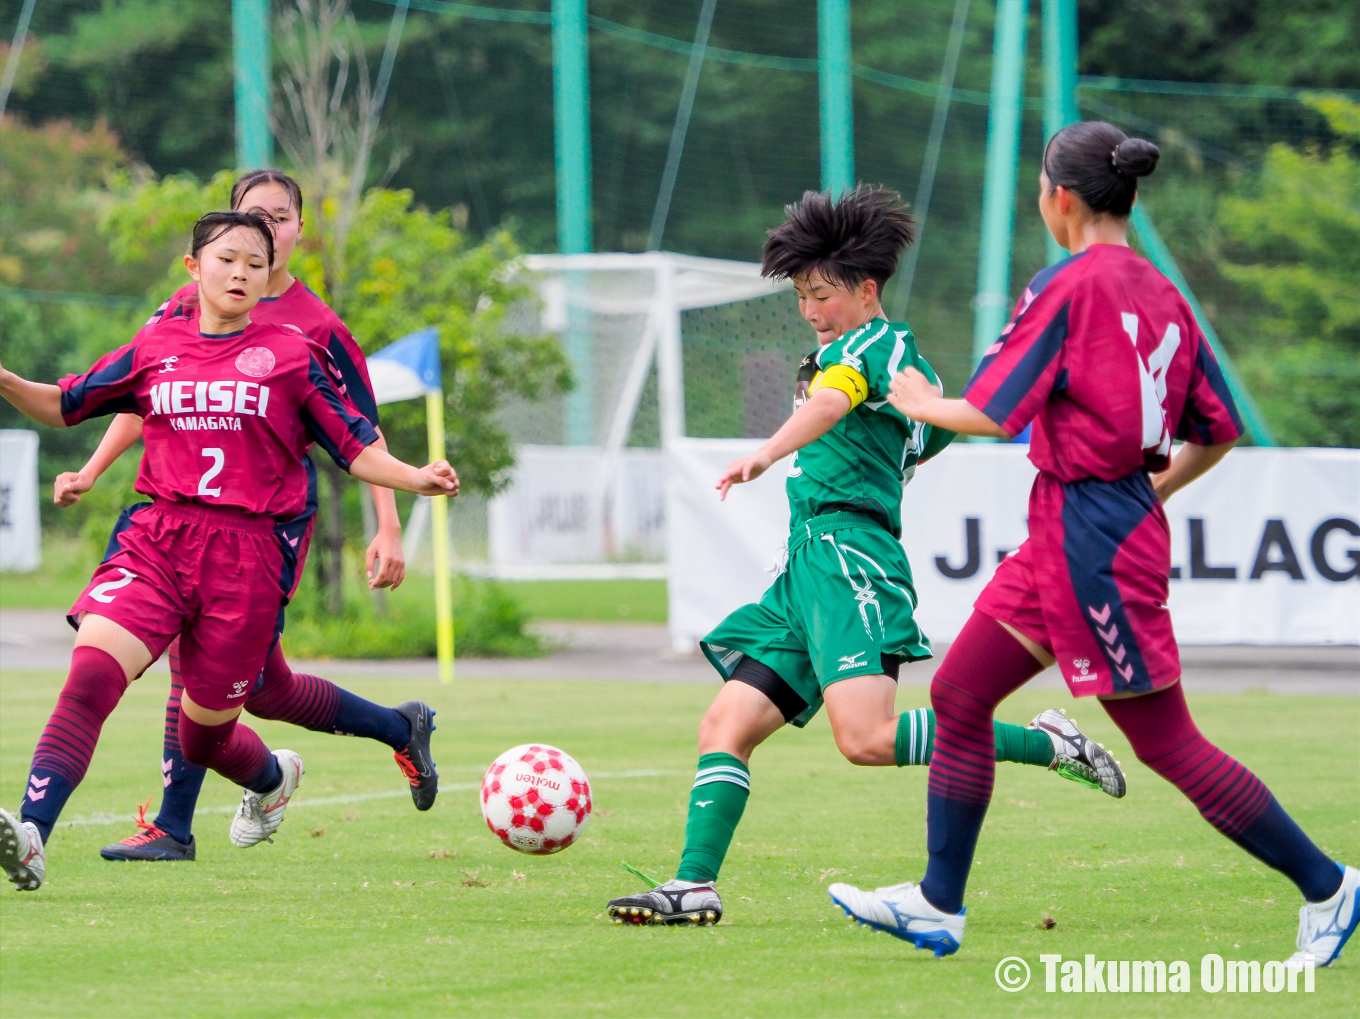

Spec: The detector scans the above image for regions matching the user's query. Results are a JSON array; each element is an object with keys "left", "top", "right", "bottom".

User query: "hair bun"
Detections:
[{"left": 1112, "top": 138, "right": 1161, "bottom": 178}]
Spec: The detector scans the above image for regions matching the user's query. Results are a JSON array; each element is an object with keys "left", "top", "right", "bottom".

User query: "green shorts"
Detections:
[{"left": 700, "top": 511, "right": 932, "bottom": 727}]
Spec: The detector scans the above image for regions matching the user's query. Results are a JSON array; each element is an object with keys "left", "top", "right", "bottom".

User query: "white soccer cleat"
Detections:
[
  {"left": 0, "top": 808, "right": 46, "bottom": 891},
  {"left": 229, "top": 750, "right": 304, "bottom": 848},
  {"left": 828, "top": 880, "right": 965, "bottom": 956},
  {"left": 1031, "top": 708, "right": 1127, "bottom": 798},
  {"left": 1287, "top": 864, "right": 1360, "bottom": 969}
]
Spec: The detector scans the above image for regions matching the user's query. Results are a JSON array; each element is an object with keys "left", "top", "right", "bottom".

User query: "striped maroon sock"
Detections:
[
  {"left": 926, "top": 613, "right": 1044, "bottom": 807},
  {"left": 246, "top": 645, "right": 410, "bottom": 750},
  {"left": 921, "top": 613, "right": 1045, "bottom": 914},
  {"left": 178, "top": 713, "right": 277, "bottom": 791},
  {"left": 1102, "top": 683, "right": 1270, "bottom": 837},
  {"left": 152, "top": 638, "right": 208, "bottom": 843},
  {"left": 245, "top": 644, "right": 339, "bottom": 731},
  {"left": 22, "top": 646, "right": 129, "bottom": 841},
  {"left": 1101, "top": 683, "right": 1339, "bottom": 901}
]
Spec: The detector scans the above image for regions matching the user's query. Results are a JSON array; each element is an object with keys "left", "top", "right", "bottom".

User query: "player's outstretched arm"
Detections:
[
  {"left": 1150, "top": 439, "right": 1235, "bottom": 503},
  {"left": 887, "top": 366, "right": 1009, "bottom": 439},
  {"left": 54, "top": 413, "right": 144, "bottom": 506},
  {"left": 350, "top": 445, "right": 459, "bottom": 498},
  {"left": 716, "top": 386, "right": 851, "bottom": 500},
  {"left": 364, "top": 429, "right": 407, "bottom": 590},
  {"left": 0, "top": 361, "right": 65, "bottom": 428}
]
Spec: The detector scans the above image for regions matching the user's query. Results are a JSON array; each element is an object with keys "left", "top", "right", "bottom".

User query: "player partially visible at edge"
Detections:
[
  {"left": 828, "top": 122, "right": 1358, "bottom": 970},
  {"left": 51, "top": 170, "right": 440, "bottom": 865},
  {"left": 606, "top": 186, "right": 1126, "bottom": 928},
  {"left": 0, "top": 211, "right": 458, "bottom": 892}
]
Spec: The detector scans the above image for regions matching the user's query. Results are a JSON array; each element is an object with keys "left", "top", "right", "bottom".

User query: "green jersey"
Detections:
[{"left": 785, "top": 317, "right": 953, "bottom": 539}]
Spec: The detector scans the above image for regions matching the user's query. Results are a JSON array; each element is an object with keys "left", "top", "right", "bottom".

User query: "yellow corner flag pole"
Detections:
[{"left": 426, "top": 389, "right": 454, "bottom": 683}]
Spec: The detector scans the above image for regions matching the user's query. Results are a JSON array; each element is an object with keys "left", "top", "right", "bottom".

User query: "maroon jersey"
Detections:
[
  {"left": 144, "top": 279, "right": 378, "bottom": 427},
  {"left": 963, "top": 244, "right": 1244, "bottom": 482},
  {"left": 59, "top": 318, "right": 377, "bottom": 518}
]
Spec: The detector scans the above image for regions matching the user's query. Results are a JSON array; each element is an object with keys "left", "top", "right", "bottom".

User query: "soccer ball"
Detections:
[{"left": 480, "top": 744, "right": 592, "bottom": 855}]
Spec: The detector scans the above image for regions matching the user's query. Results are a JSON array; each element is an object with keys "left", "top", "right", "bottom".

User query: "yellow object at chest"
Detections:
[{"left": 803, "top": 364, "right": 869, "bottom": 410}]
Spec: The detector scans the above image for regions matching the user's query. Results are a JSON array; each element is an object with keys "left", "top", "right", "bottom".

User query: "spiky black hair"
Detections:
[{"left": 761, "top": 185, "right": 916, "bottom": 293}]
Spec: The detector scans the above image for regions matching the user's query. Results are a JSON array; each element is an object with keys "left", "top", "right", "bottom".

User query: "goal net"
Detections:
[{"left": 411, "top": 251, "right": 802, "bottom": 587}]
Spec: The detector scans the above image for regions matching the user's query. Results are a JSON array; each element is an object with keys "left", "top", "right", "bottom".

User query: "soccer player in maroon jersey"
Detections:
[
  {"left": 51, "top": 171, "right": 440, "bottom": 864},
  {"left": 828, "top": 122, "right": 1357, "bottom": 969},
  {"left": 0, "top": 211, "right": 458, "bottom": 892}
]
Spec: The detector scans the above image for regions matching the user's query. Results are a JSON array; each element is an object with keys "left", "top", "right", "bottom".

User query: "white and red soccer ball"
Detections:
[{"left": 480, "top": 744, "right": 591, "bottom": 855}]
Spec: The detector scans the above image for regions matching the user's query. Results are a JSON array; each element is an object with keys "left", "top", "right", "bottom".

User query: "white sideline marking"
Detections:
[{"left": 59, "top": 769, "right": 681, "bottom": 828}]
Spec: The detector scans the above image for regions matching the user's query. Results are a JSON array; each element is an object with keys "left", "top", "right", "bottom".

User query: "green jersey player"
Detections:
[{"left": 606, "top": 187, "right": 1125, "bottom": 928}]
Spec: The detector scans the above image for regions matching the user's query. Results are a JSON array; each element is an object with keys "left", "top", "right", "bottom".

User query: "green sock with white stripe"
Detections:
[
  {"left": 894, "top": 708, "right": 1054, "bottom": 767},
  {"left": 675, "top": 753, "right": 750, "bottom": 883},
  {"left": 896, "top": 707, "right": 936, "bottom": 765}
]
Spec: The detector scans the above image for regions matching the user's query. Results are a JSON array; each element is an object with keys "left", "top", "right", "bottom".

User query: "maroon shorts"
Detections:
[
  {"left": 975, "top": 470, "right": 1181, "bottom": 697},
  {"left": 70, "top": 500, "right": 294, "bottom": 710}
]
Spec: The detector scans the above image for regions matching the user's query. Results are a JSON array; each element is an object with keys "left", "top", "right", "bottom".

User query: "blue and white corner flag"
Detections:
[{"left": 368, "top": 327, "right": 442, "bottom": 406}]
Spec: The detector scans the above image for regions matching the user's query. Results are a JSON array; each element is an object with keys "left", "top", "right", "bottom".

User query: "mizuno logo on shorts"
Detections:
[{"left": 838, "top": 652, "right": 868, "bottom": 671}]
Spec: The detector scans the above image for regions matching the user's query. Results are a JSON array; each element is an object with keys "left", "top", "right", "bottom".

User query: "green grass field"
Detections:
[
  {"left": 507, "top": 578, "right": 666, "bottom": 622},
  {"left": 1, "top": 670, "right": 1356, "bottom": 1017}
]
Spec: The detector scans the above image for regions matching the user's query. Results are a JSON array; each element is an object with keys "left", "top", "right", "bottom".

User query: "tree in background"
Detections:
[
  {"left": 1217, "top": 95, "right": 1360, "bottom": 447},
  {"left": 260, "top": 0, "right": 568, "bottom": 610},
  {"left": 0, "top": 117, "right": 157, "bottom": 531},
  {"left": 273, "top": 0, "right": 405, "bottom": 310},
  {"left": 6, "top": 0, "right": 1359, "bottom": 446},
  {"left": 3, "top": 0, "right": 235, "bottom": 177}
]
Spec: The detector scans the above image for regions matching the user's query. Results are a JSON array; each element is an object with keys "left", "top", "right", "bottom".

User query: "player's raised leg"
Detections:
[
  {"left": 242, "top": 644, "right": 437, "bottom": 809},
  {"left": 1100, "top": 683, "right": 1357, "bottom": 967}
]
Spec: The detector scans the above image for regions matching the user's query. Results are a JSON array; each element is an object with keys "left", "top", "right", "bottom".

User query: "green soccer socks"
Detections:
[
  {"left": 675, "top": 753, "right": 750, "bottom": 883},
  {"left": 895, "top": 708, "right": 1053, "bottom": 768},
  {"left": 672, "top": 719, "right": 1052, "bottom": 882},
  {"left": 995, "top": 717, "right": 1057, "bottom": 767}
]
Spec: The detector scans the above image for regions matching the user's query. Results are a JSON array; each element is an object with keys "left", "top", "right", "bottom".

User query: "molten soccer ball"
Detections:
[{"left": 480, "top": 744, "right": 592, "bottom": 855}]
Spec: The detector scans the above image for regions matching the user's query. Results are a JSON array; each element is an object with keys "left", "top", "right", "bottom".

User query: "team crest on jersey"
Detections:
[{"left": 235, "top": 347, "right": 276, "bottom": 378}]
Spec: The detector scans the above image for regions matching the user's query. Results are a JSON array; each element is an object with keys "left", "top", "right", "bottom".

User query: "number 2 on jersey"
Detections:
[
  {"left": 1121, "top": 313, "right": 1181, "bottom": 457},
  {"left": 198, "top": 447, "right": 225, "bottom": 497}
]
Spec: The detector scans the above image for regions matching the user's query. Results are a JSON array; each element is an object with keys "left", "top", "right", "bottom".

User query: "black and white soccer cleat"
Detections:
[
  {"left": 607, "top": 879, "right": 723, "bottom": 926},
  {"left": 1031, "top": 708, "right": 1127, "bottom": 798},
  {"left": 393, "top": 701, "right": 439, "bottom": 811}
]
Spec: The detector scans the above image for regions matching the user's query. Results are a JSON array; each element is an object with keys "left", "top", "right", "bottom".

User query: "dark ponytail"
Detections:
[
  {"left": 1042, "top": 121, "right": 1160, "bottom": 217},
  {"left": 231, "top": 169, "right": 304, "bottom": 215},
  {"left": 190, "top": 210, "right": 276, "bottom": 267}
]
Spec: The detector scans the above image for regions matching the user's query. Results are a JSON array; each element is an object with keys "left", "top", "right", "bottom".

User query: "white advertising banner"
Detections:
[
  {"left": 667, "top": 438, "right": 793, "bottom": 651},
  {"left": 489, "top": 445, "right": 666, "bottom": 567},
  {"left": 667, "top": 439, "right": 1360, "bottom": 651},
  {"left": 0, "top": 429, "right": 41, "bottom": 573}
]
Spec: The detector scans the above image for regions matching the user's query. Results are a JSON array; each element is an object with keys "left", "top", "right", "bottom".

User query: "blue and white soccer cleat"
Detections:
[
  {"left": 828, "top": 880, "right": 964, "bottom": 956},
  {"left": 1287, "top": 864, "right": 1360, "bottom": 969}
]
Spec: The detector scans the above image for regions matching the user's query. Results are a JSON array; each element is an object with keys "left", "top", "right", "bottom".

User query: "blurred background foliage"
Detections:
[{"left": 3, "top": 0, "right": 1357, "bottom": 457}]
